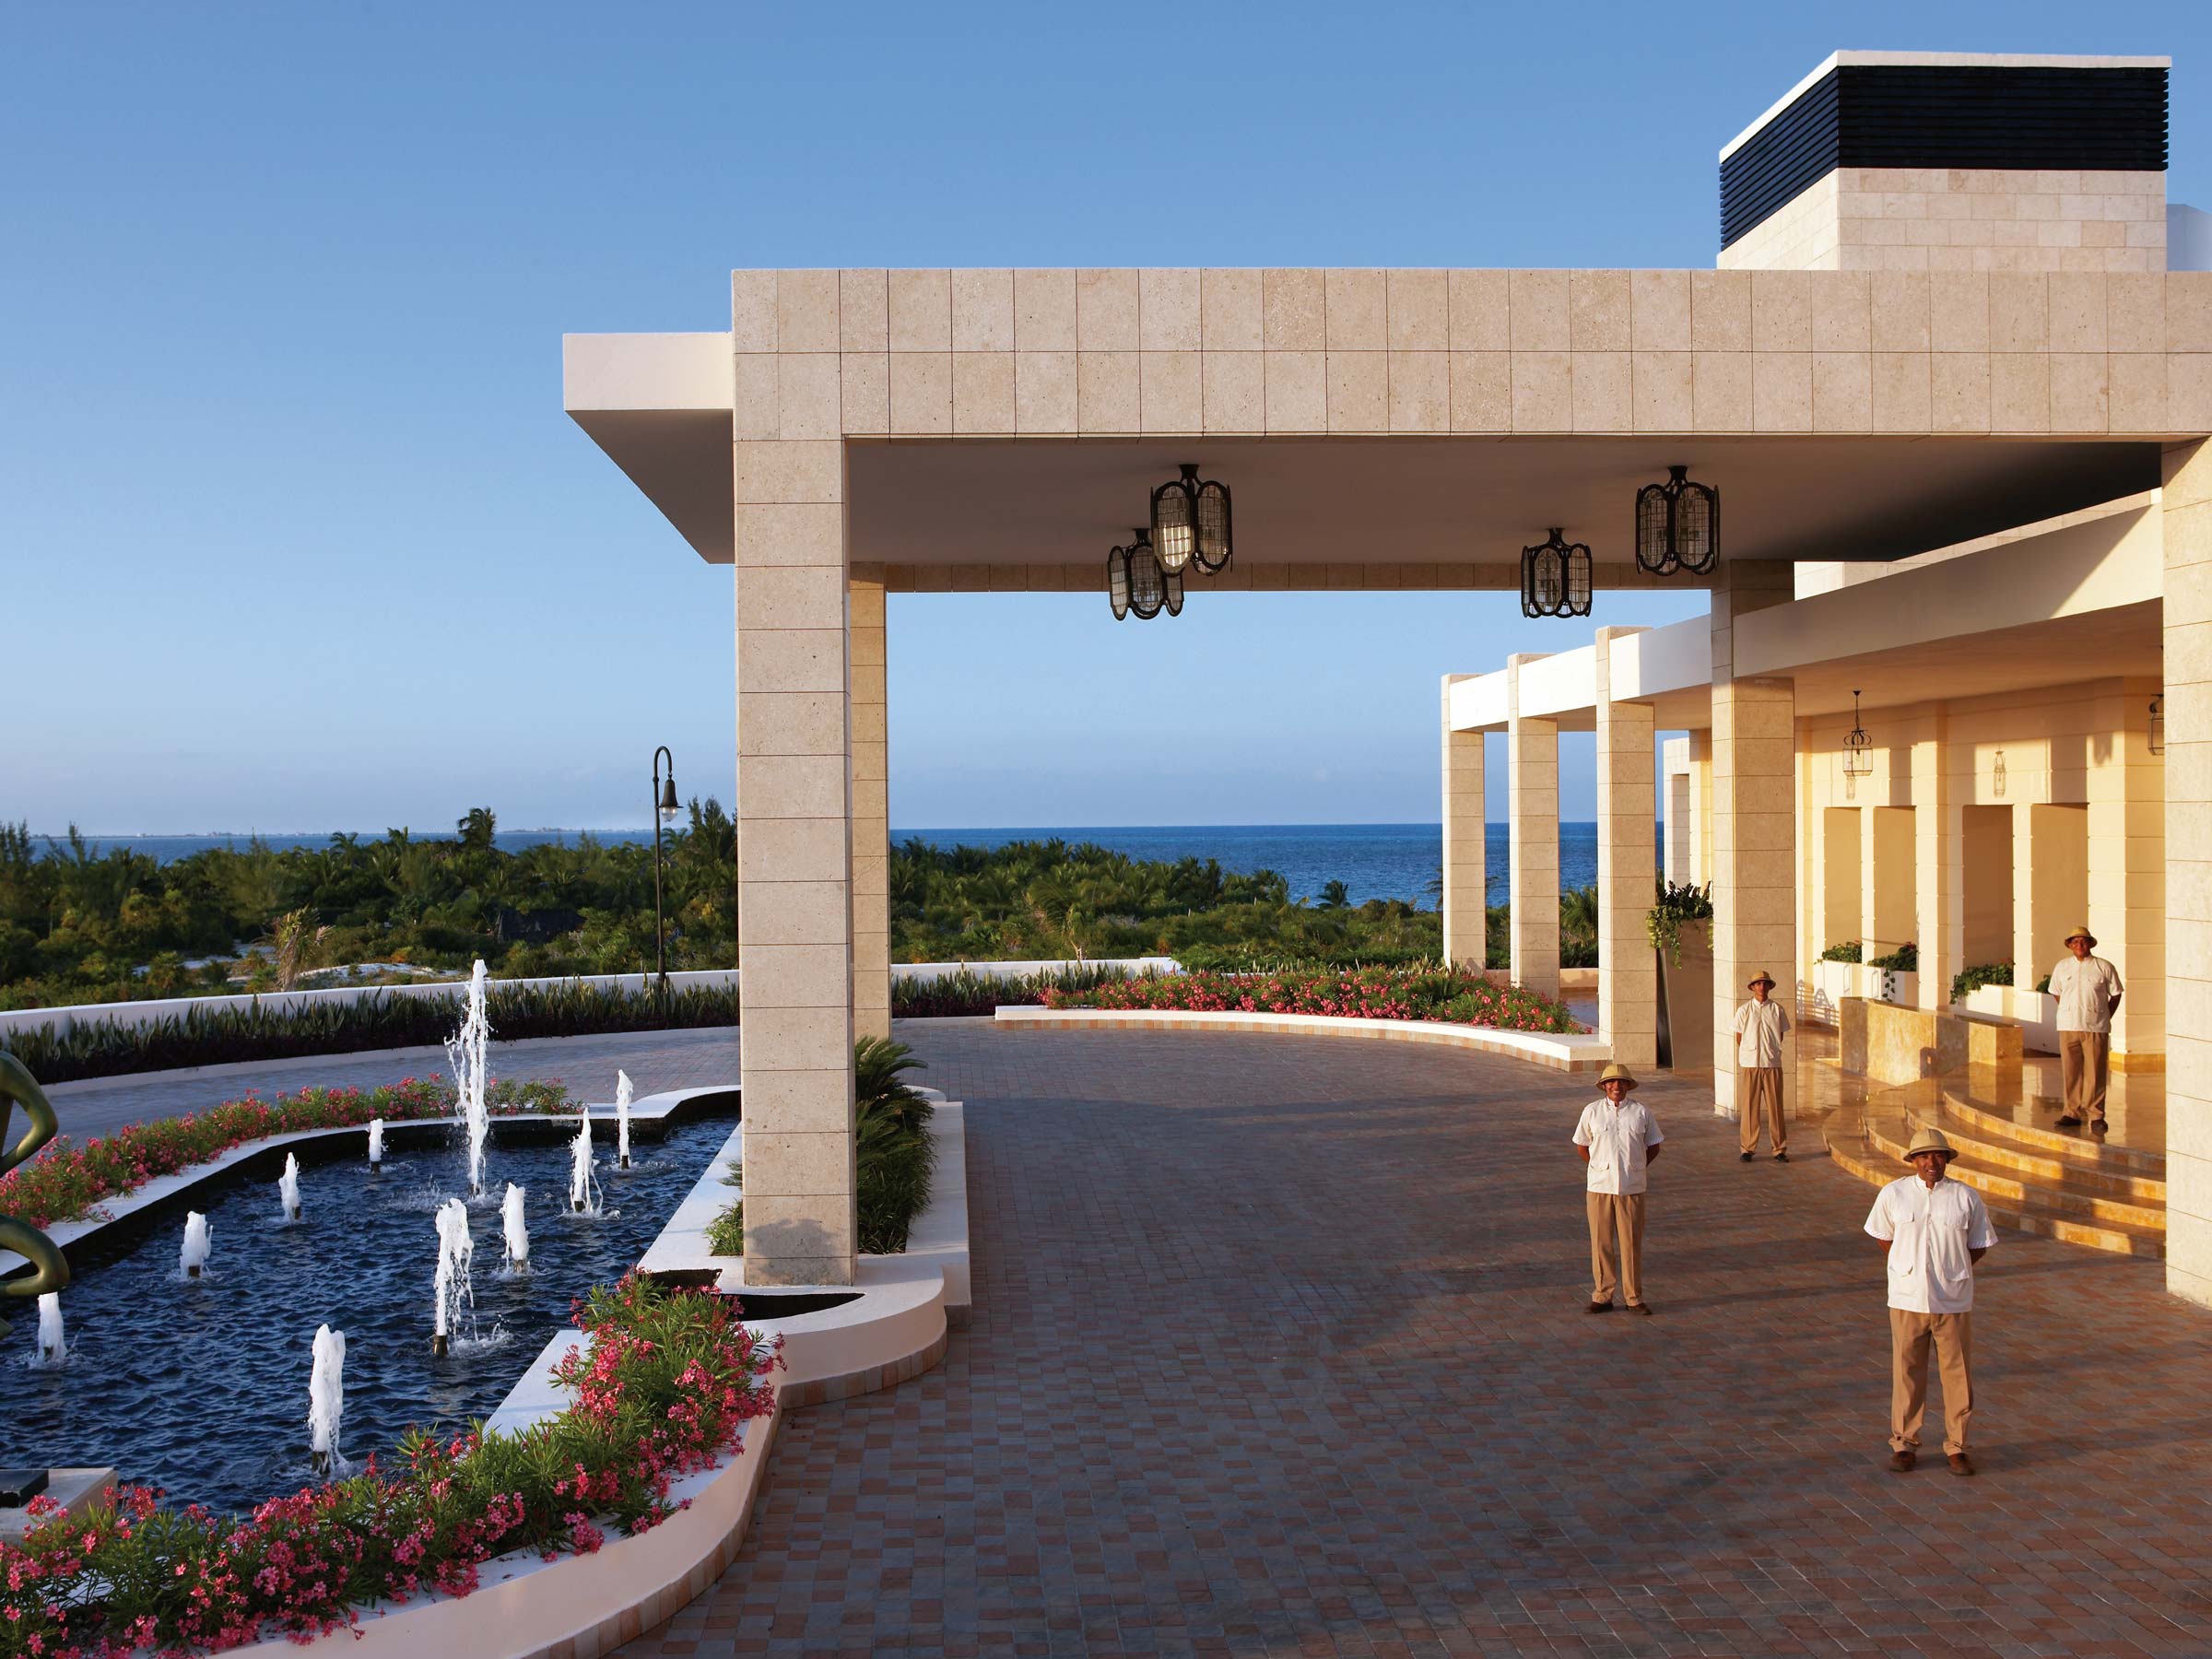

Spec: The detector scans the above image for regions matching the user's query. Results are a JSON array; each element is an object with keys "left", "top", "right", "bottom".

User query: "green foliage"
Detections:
[
  {"left": 1869, "top": 942, "right": 1919, "bottom": 971},
  {"left": 1951, "top": 961, "right": 2014, "bottom": 1004},
  {"left": 704, "top": 1199, "right": 745, "bottom": 1256},
  {"left": 2, "top": 980, "right": 744, "bottom": 1086},
  {"left": 1645, "top": 880, "right": 1714, "bottom": 966},
  {"left": 1818, "top": 941, "right": 1864, "bottom": 964},
  {"left": 889, "top": 964, "right": 1136, "bottom": 1018}
]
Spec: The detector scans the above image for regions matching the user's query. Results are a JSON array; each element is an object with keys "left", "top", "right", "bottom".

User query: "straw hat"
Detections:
[
  {"left": 2064, "top": 924, "right": 2098, "bottom": 948},
  {"left": 1902, "top": 1125, "right": 1956, "bottom": 1162},
  {"left": 1747, "top": 970, "right": 1777, "bottom": 990},
  {"left": 1597, "top": 1061, "right": 1639, "bottom": 1091}
]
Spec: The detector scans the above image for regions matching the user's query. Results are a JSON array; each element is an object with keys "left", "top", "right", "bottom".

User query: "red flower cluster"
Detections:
[
  {"left": 1041, "top": 965, "right": 1582, "bottom": 1034},
  {"left": 0, "top": 1277, "right": 779, "bottom": 1657}
]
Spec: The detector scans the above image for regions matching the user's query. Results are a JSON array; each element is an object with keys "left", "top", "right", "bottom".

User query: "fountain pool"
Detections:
[{"left": 4, "top": 1110, "right": 737, "bottom": 1515}]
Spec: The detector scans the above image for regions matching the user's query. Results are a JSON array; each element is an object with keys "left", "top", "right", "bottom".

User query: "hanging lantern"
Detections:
[
  {"left": 2149, "top": 696, "right": 2165, "bottom": 756},
  {"left": 1841, "top": 689, "right": 1874, "bottom": 778},
  {"left": 1634, "top": 465, "right": 1720, "bottom": 577},
  {"left": 1150, "top": 463, "right": 1232, "bottom": 575},
  {"left": 1106, "top": 543, "right": 1131, "bottom": 620},
  {"left": 1520, "top": 528, "right": 1592, "bottom": 619},
  {"left": 1126, "top": 529, "right": 1167, "bottom": 619},
  {"left": 1162, "top": 562, "right": 1184, "bottom": 617}
]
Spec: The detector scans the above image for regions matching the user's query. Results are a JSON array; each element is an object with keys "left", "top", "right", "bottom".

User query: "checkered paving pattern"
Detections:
[{"left": 622, "top": 1018, "right": 2212, "bottom": 1657}]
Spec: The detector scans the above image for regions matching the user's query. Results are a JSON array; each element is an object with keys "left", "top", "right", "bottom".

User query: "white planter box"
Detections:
[
  {"left": 1808, "top": 961, "right": 1855, "bottom": 1025},
  {"left": 1964, "top": 984, "right": 2059, "bottom": 1054},
  {"left": 1858, "top": 965, "right": 1917, "bottom": 1006}
]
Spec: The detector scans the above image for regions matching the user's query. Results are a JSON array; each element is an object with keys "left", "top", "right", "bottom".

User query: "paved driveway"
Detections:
[{"left": 628, "top": 1018, "right": 2212, "bottom": 1658}]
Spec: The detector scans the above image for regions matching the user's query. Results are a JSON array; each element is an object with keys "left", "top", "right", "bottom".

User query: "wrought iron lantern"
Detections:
[
  {"left": 1150, "top": 462, "right": 1232, "bottom": 575},
  {"left": 1634, "top": 465, "right": 1720, "bottom": 577},
  {"left": 1520, "top": 528, "right": 1592, "bottom": 618},
  {"left": 1126, "top": 529, "right": 1168, "bottom": 619},
  {"left": 1162, "top": 562, "right": 1184, "bottom": 617},
  {"left": 1841, "top": 688, "right": 1874, "bottom": 778},
  {"left": 2149, "top": 696, "right": 2165, "bottom": 756},
  {"left": 1106, "top": 543, "right": 1131, "bottom": 620}
]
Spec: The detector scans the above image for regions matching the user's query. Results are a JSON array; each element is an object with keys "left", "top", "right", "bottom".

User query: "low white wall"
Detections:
[{"left": 0, "top": 959, "right": 1179, "bottom": 1042}]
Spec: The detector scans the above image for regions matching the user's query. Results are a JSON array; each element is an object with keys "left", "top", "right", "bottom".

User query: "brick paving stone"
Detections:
[{"left": 609, "top": 1018, "right": 2212, "bottom": 1657}]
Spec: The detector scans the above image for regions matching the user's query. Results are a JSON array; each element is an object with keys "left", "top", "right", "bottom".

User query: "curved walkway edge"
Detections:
[{"left": 993, "top": 1004, "right": 1610, "bottom": 1071}]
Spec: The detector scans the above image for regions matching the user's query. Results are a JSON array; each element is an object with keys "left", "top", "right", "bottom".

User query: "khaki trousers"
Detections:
[
  {"left": 1585, "top": 1191, "right": 1646, "bottom": 1306},
  {"left": 2060, "top": 1030, "right": 2110, "bottom": 1123},
  {"left": 1738, "top": 1066, "right": 1786, "bottom": 1154},
  {"left": 1889, "top": 1308, "right": 1973, "bottom": 1454}
]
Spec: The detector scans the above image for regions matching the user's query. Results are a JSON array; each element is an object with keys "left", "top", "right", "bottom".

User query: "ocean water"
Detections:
[{"left": 42, "top": 824, "right": 1640, "bottom": 908}]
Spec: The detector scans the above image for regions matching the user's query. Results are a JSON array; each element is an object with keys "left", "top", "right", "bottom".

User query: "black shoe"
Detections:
[
  {"left": 2056, "top": 1114, "right": 2083, "bottom": 1128},
  {"left": 1774, "top": 1151, "right": 1789, "bottom": 1163},
  {"left": 2090, "top": 1119, "right": 2110, "bottom": 1135},
  {"left": 1740, "top": 1151, "right": 1755, "bottom": 1162},
  {"left": 1586, "top": 1300, "right": 1614, "bottom": 1314}
]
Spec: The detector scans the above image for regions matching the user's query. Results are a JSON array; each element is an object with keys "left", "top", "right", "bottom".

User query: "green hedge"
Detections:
[{"left": 1950, "top": 961, "right": 2015, "bottom": 1005}]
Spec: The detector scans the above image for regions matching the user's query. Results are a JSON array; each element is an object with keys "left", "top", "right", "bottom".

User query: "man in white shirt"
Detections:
[
  {"left": 1731, "top": 970, "right": 1792, "bottom": 1163},
  {"left": 1571, "top": 1061, "right": 1664, "bottom": 1316},
  {"left": 1864, "top": 1126, "right": 1997, "bottom": 1477},
  {"left": 2047, "top": 924, "right": 2123, "bottom": 1132}
]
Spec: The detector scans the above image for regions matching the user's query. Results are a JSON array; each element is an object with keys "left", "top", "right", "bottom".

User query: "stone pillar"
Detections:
[
  {"left": 1913, "top": 710, "right": 1962, "bottom": 1013},
  {"left": 1594, "top": 628, "right": 1656, "bottom": 1068},
  {"left": 1505, "top": 654, "right": 1559, "bottom": 996},
  {"left": 2166, "top": 438, "right": 2212, "bottom": 1306},
  {"left": 731, "top": 294, "right": 859, "bottom": 1285},
  {"left": 1441, "top": 676, "right": 1488, "bottom": 969},
  {"left": 1688, "top": 729, "right": 1712, "bottom": 888},
  {"left": 850, "top": 566, "right": 891, "bottom": 1041},
  {"left": 1710, "top": 561, "right": 1795, "bottom": 1116},
  {"left": 2014, "top": 803, "right": 2088, "bottom": 994},
  {"left": 2087, "top": 679, "right": 2165, "bottom": 1062}
]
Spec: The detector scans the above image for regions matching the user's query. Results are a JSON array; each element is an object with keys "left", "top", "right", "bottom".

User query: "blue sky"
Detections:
[{"left": 7, "top": 2, "right": 2205, "bottom": 832}]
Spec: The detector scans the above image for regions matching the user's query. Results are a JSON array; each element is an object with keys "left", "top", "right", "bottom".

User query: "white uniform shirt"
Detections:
[
  {"left": 1571, "top": 1098, "right": 1664, "bottom": 1195},
  {"left": 1864, "top": 1174, "right": 1997, "bottom": 1314},
  {"left": 1732, "top": 997, "right": 1791, "bottom": 1067},
  {"left": 2047, "top": 955, "right": 2123, "bottom": 1034}
]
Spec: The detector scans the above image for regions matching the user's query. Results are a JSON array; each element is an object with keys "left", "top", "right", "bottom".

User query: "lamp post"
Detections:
[{"left": 651, "top": 746, "right": 678, "bottom": 1006}]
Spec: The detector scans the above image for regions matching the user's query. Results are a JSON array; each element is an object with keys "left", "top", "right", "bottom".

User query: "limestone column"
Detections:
[
  {"left": 731, "top": 409, "right": 858, "bottom": 1288},
  {"left": 2166, "top": 438, "right": 2212, "bottom": 1305},
  {"left": 1440, "top": 676, "right": 1488, "bottom": 969},
  {"left": 1594, "top": 627, "right": 1656, "bottom": 1067},
  {"left": 1505, "top": 654, "right": 1559, "bottom": 996},
  {"left": 1913, "top": 710, "right": 1962, "bottom": 1012},
  {"left": 2087, "top": 679, "right": 2165, "bottom": 1062},
  {"left": 1709, "top": 561, "right": 1795, "bottom": 1117},
  {"left": 1688, "top": 728, "right": 1712, "bottom": 888},
  {"left": 850, "top": 566, "right": 891, "bottom": 1041}
]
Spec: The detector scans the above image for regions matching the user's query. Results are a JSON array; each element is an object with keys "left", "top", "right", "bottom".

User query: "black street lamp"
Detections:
[{"left": 651, "top": 746, "right": 679, "bottom": 1003}]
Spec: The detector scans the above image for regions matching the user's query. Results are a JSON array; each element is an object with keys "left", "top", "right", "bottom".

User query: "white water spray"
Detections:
[
  {"left": 445, "top": 959, "right": 493, "bottom": 1195},
  {"left": 278, "top": 1152, "right": 302, "bottom": 1222},
  {"left": 431, "top": 1198, "right": 475, "bottom": 1355},
  {"left": 36, "top": 1293, "right": 65, "bottom": 1366},
  {"left": 500, "top": 1182, "right": 529, "bottom": 1268},
  {"left": 367, "top": 1118, "right": 384, "bottom": 1170},
  {"left": 569, "top": 1111, "right": 601, "bottom": 1215},
  {"left": 616, "top": 1070, "right": 633, "bottom": 1170},
  {"left": 308, "top": 1324, "right": 346, "bottom": 1474},
  {"left": 181, "top": 1212, "right": 212, "bottom": 1278}
]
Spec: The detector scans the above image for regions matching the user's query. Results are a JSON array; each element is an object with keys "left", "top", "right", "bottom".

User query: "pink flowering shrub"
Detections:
[
  {"left": 0, "top": 1276, "right": 779, "bottom": 1656},
  {"left": 1041, "top": 964, "right": 1582, "bottom": 1034},
  {"left": 0, "top": 1076, "right": 570, "bottom": 1231}
]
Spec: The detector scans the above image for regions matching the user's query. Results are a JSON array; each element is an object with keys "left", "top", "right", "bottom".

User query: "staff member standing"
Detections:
[
  {"left": 1571, "top": 1061, "right": 1663, "bottom": 1316},
  {"left": 1865, "top": 1127, "right": 1996, "bottom": 1477},
  {"left": 1731, "top": 970, "right": 1791, "bottom": 1162},
  {"left": 2048, "top": 924, "right": 2123, "bottom": 1132}
]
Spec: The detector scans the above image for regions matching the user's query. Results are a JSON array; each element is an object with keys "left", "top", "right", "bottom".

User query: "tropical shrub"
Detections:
[
  {"left": 0, "top": 1277, "right": 778, "bottom": 1656},
  {"left": 0, "top": 980, "right": 742, "bottom": 1086},
  {"left": 1043, "top": 964, "right": 1582, "bottom": 1034},
  {"left": 1951, "top": 961, "right": 2015, "bottom": 1005},
  {"left": 1869, "top": 942, "right": 1919, "bottom": 971},
  {"left": 0, "top": 1075, "right": 569, "bottom": 1230},
  {"left": 1645, "top": 881, "right": 1714, "bottom": 967},
  {"left": 705, "top": 1038, "right": 937, "bottom": 1259},
  {"left": 890, "top": 964, "right": 1137, "bottom": 1018},
  {"left": 1818, "top": 941, "right": 1864, "bottom": 964}
]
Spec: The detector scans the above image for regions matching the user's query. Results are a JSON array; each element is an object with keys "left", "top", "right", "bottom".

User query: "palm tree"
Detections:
[{"left": 1316, "top": 879, "right": 1350, "bottom": 910}]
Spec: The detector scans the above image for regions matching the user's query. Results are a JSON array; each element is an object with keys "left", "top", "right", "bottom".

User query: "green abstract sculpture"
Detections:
[{"left": 1, "top": 1052, "right": 70, "bottom": 1340}]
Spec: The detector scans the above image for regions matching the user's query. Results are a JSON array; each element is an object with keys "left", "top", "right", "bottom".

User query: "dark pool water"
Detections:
[{"left": 4, "top": 1112, "right": 736, "bottom": 1516}]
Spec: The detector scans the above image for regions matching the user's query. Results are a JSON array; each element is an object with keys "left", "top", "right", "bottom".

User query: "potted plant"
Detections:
[{"left": 1648, "top": 880, "right": 1713, "bottom": 1070}]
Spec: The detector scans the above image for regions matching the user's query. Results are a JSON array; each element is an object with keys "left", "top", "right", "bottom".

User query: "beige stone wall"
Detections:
[
  {"left": 2163, "top": 438, "right": 2212, "bottom": 1304},
  {"left": 727, "top": 267, "right": 2212, "bottom": 447},
  {"left": 1440, "top": 677, "right": 1487, "bottom": 969},
  {"left": 1721, "top": 169, "right": 2168, "bottom": 275},
  {"left": 850, "top": 566, "right": 890, "bottom": 1042}
]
